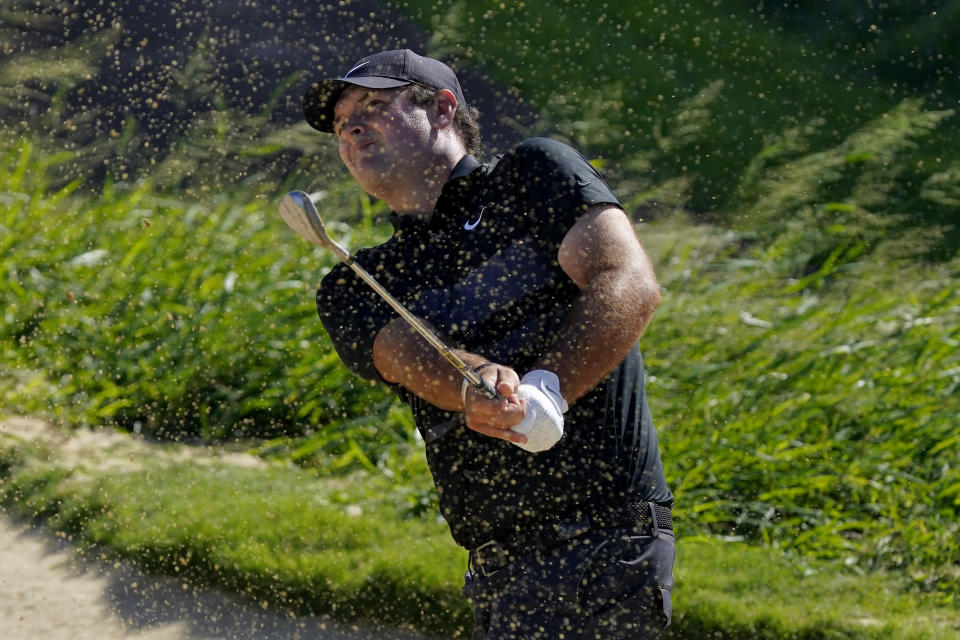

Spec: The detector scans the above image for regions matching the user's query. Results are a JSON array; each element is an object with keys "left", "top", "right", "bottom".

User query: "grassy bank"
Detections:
[{"left": 2, "top": 418, "right": 958, "bottom": 639}]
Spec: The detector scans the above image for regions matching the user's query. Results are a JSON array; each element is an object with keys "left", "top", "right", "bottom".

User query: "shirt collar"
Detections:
[
  {"left": 447, "top": 154, "right": 483, "bottom": 181},
  {"left": 388, "top": 210, "right": 424, "bottom": 231},
  {"left": 389, "top": 155, "right": 484, "bottom": 231}
]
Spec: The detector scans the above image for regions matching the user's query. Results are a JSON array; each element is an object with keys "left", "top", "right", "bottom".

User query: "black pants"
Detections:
[{"left": 462, "top": 527, "right": 675, "bottom": 640}]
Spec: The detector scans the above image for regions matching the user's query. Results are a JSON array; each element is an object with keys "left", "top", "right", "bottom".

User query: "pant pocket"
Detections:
[
  {"left": 575, "top": 534, "right": 673, "bottom": 633},
  {"left": 659, "top": 586, "right": 673, "bottom": 627}
]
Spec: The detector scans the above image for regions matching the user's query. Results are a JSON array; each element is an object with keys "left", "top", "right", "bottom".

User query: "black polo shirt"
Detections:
[{"left": 317, "top": 137, "right": 672, "bottom": 549}]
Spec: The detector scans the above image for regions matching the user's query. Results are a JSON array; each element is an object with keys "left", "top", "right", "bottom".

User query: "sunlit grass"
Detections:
[
  {"left": 0, "top": 135, "right": 400, "bottom": 445},
  {"left": 1, "top": 425, "right": 957, "bottom": 639},
  {"left": 642, "top": 214, "right": 960, "bottom": 593},
  {"left": 633, "top": 102, "right": 960, "bottom": 592},
  {"left": 671, "top": 539, "right": 960, "bottom": 640}
]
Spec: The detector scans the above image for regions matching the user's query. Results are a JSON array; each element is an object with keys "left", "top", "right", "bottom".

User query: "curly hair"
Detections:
[{"left": 405, "top": 84, "right": 483, "bottom": 156}]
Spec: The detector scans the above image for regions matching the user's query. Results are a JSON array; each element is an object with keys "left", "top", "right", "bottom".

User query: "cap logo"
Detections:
[{"left": 343, "top": 61, "right": 370, "bottom": 78}]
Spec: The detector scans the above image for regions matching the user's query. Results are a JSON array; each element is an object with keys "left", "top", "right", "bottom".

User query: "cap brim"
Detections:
[{"left": 303, "top": 76, "right": 412, "bottom": 133}]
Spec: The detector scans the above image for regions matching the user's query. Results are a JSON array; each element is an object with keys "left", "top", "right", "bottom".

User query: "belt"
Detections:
[{"left": 468, "top": 502, "right": 672, "bottom": 577}]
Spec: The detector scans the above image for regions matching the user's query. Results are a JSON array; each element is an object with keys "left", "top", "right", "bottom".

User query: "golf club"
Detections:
[{"left": 278, "top": 190, "right": 499, "bottom": 401}]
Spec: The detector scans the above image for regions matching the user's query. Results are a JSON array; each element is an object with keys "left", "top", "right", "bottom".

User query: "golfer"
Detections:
[{"left": 304, "top": 49, "right": 675, "bottom": 639}]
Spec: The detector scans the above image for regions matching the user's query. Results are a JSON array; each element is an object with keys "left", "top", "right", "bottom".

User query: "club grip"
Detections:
[{"left": 475, "top": 377, "right": 500, "bottom": 400}]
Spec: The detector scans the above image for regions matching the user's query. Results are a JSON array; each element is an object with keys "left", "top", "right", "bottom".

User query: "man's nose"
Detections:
[{"left": 342, "top": 113, "right": 366, "bottom": 137}]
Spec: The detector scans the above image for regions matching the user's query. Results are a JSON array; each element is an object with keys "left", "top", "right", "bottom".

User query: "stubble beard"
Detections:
[{"left": 353, "top": 145, "right": 439, "bottom": 209}]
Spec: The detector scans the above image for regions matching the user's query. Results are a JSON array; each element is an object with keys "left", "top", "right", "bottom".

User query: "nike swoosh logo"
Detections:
[
  {"left": 343, "top": 61, "right": 369, "bottom": 78},
  {"left": 575, "top": 178, "right": 593, "bottom": 187},
  {"left": 463, "top": 205, "right": 487, "bottom": 231}
]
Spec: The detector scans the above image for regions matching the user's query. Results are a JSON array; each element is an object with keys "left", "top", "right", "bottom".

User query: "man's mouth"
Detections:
[{"left": 356, "top": 139, "right": 378, "bottom": 152}]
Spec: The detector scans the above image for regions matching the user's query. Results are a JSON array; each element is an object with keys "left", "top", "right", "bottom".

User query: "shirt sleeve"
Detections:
[
  {"left": 316, "top": 259, "right": 395, "bottom": 382},
  {"left": 508, "top": 137, "right": 622, "bottom": 250}
]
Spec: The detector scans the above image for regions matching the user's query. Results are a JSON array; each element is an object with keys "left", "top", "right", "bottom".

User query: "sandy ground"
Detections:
[
  {"left": 0, "top": 417, "right": 449, "bottom": 640},
  {"left": 0, "top": 516, "right": 447, "bottom": 640}
]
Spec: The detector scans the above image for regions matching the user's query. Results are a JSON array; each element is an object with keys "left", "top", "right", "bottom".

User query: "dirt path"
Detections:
[{"left": 0, "top": 515, "right": 444, "bottom": 640}]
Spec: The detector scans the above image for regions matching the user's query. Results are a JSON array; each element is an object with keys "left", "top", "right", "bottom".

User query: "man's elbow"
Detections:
[
  {"left": 633, "top": 270, "right": 661, "bottom": 331},
  {"left": 646, "top": 279, "right": 662, "bottom": 312},
  {"left": 372, "top": 329, "right": 397, "bottom": 383}
]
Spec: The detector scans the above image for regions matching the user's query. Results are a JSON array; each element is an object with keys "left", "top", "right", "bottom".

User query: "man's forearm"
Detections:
[
  {"left": 372, "top": 318, "right": 488, "bottom": 411},
  {"left": 535, "top": 268, "right": 660, "bottom": 404}
]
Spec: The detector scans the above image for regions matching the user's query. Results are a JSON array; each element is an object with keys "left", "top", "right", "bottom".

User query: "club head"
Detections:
[{"left": 278, "top": 191, "right": 350, "bottom": 260}]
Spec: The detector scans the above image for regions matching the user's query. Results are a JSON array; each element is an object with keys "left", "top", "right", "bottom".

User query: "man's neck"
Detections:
[{"left": 386, "top": 152, "right": 467, "bottom": 220}]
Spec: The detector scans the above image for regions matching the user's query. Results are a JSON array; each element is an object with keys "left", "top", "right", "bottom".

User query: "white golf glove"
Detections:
[{"left": 510, "top": 370, "right": 569, "bottom": 453}]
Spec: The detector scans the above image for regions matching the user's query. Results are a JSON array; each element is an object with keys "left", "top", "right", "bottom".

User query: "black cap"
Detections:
[{"left": 303, "top": 49, "right": 466, "bottom": 133}]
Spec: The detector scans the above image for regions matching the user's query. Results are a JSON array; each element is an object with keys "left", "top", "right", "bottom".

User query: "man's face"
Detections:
[{"left": 333, "top": 85, "right": 435, "bottom": 200}]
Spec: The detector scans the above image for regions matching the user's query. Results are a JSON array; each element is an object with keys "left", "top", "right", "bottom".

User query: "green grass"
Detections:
[
  {"left": 670, "top": 539, "right": 960, "bottom": 640},
  {"left": 635, "top": 102, "right": 960, "bottom": 589},
  {"left": 2, "top": 423, "right": 958, "bottom": 639},
  {"left": 645, "top": 214, "right": 960, "bottom": 572},
  {"left": 0, "top": 134, "right": 399, "bottom": 443}
]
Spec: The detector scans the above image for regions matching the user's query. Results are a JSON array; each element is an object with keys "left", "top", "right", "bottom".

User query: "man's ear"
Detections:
[{"left": 433, "top": 89, "right": 458, "bottom": 130}]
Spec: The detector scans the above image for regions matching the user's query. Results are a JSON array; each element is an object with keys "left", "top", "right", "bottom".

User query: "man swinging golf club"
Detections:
[{"left": 300, "top": 49, "right": 675, "bottom": 639}]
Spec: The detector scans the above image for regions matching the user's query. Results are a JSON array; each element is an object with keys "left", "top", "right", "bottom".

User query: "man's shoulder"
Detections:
[
  {"left": 489, "top": 137, "right": 593, "bottom": 176},
  {"left": 498, "top": 137, "right": 577, "bottom": 161},
  {"left": 482, "top": 137, "right": 620, "bottom": 219},
  {"left": 514, "top": 137, "right": 575, "bottom": 153}
]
